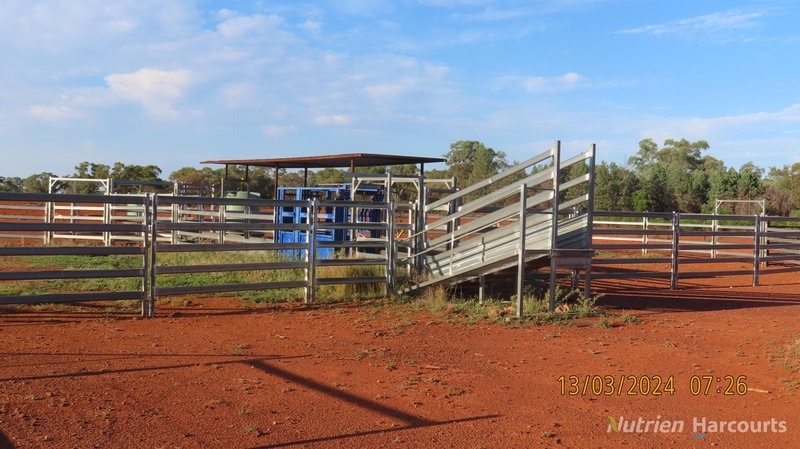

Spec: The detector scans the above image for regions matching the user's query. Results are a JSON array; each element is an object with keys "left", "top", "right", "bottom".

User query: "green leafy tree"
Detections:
[
  {"left": 594, "top": 162, "right": 639, "bottom": 211},
  {"left": 0, "top": 176, "right": 23, "bottom": 192},
  {"left": 22, "top": 172, "right": 58, "bottom": 193},
  {"left": 444, "top": 140, "right": 511, "bottom": 200}
]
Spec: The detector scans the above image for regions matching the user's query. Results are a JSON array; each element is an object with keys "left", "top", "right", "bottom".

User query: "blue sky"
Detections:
[{"left": 2, "top": 0, "right": 799, "bottom": 177}]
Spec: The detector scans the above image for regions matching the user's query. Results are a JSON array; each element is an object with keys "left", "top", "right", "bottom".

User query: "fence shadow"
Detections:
[
  {"left": 596, "top": 284, "right": 800, "bottom": 312},
  {"left": 0, "top": 429, "right": 14, "bottom": 449}
]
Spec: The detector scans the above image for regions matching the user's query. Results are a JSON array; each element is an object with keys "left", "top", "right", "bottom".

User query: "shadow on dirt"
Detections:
[
  {"left": 594, "top": 276, "right": 800, "bottom": 312},
  {"left": 246, "top": 359, "right": 499, "bottom": 449},
  {"left": 0, "top": 429, "right": 14, "bottom": 449},
  {"left": 0, "top": 354, "right": 308, "bottom": 382}
]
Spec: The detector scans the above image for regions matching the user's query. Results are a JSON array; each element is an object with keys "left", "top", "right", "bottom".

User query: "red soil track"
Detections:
[{"left": 1, "top": 263, "right": 800, "bottom": 449}]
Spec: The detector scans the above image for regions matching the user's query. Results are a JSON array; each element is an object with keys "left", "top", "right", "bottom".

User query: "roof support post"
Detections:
[{"left": 273, "top": 165, "right": 280, "bottom": 199}]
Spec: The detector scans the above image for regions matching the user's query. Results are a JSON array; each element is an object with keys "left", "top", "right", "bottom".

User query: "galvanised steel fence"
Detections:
[
  {"left": 591, "top": 211, "right": 800, "bottom": 288},
  {"left": 0, "top": 192, "right": 398, "bottom": 317}
]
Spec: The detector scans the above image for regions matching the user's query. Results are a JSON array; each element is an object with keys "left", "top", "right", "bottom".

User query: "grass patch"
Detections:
[
  {"left": 769, "top": 335, "right": 800, "bottom": 373},
  {"left": 417, "top": 284, "right": 603, "bottom": 326},
  {"left": 0, "top": 250, "right": 390, "bottom": 306}
]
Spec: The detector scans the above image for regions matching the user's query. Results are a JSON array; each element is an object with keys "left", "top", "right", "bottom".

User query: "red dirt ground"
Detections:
[{"left": 1, "top": 267, "right": 800, "bottom": 449}]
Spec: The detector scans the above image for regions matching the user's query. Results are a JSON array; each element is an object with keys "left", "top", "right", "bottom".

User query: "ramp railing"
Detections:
[{"left": 403, "top": 141, "right": 596, "bottom": 313}]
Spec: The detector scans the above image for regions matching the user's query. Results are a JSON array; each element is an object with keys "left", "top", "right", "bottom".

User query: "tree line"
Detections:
[{"left": 2, "top": 139, "right": 798, "bottom": 216}]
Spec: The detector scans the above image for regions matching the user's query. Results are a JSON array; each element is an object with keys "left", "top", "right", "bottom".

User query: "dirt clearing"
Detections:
[{"left": 1, "top": 271, "right": 799, "bottom": 448}]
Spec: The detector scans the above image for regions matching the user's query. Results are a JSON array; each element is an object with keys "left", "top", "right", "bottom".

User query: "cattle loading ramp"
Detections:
[{"left": 402, "top": 141, "right": 596, "bottom": 314}]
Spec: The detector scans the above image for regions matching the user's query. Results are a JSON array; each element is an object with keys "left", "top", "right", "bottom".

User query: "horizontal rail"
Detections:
[
  {"left": 592, "top": 243, "right": 673, "bottom": 250},
  {"left": 0, "top": 291, "right": 143, "bottom": 305},
  {"left": 591, "top": 229, "right": 672, "bottom": 236},
  {"left": 0, "top": 192, "right": 147, "bottom": 204},
  {"left": 156, "top": 222, "right": 307, "bottom": 231},
  {"left": 155, "top": 262, "right": 306, "bottom": 274},
  {"left": 316, "top": 222, "right": 388, "bottom": 231},
  {"left": 0, "top": 214, "right": 44, "bottom": 220},
  {"left": 317, "top": 241, "right": 388, "bottom": 249},
  {"left": 592, "top": 258, "right": 672, "bottom": 265},
  {"left": 156, "top": 195, "right": 306, "bottom": 208},
  {"left": 0, "top": 223, "right": 143, "bottom": 232},
  {"left": 593, "top": 211, "right": 674, "bottom": 219},
  {"left": 589, "top": 271, "right": 672, "bottom": 279},
  {"left": 0, "top": 204, "right": 45, "bottom": 211},
  {"left": 317, "top": 200, "right": 391, "bottom": 209},
  {"left": 155, "top": 280, "right": 307, "bottom": 296},
  {"left": 316, "top": 258, "right": 387, "bottom": 267},
  {"left": 0, "top": 269, "right": 143, "bottom": 281},
  {"left": 426, "top": 148, "right": 553, "bottom": 211},
  {"left": 155, "top": 242, "right": 307, "bottom": 252},
  {"left": 0, "top": 246, "right": 145, "bottom": 256},
  {"left": 315, "top": 276, "right": 387, "bottom": 285}
]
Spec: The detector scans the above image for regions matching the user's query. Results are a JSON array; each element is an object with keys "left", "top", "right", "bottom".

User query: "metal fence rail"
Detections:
[
  {"left": 0, "top": 192, "right": 151, "bottom": 315},
  {"left": 0, "top": 192, "right": 399, "bottom": 317},
  {"left": 591, "top": 211, "right": 800, "bottom": 287}
]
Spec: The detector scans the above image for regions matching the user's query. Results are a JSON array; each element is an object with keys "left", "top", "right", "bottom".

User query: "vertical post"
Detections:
[
  {"left": 753, "top": 215, "right": 761, "bottom": 286},
  {"left": 305, "top": 198, "right": 318, "bottom": 304},
  {"left": 763, "top": 216, "right": 770, "bottom": 268},
  {"left": 516, "top": 183, "right": 527, "bottom": 318},
  {"left": 142, "top": 194, "right": 151, "bottom": 318},
  {"left": 584, "top": 143, "right": 595, "bottom": 301},
  {"left": 386, "top": 201, "right": 395, "bottom": 297},
  {"left": 103, "top": 178, "right": 112, "bottom": 247},
  {"left": 171, "top": 201, "right": 178, "bottom": 245},
  {"left": 43, "top": 197, "right": 50, "bottom": 245},
  {"left": 219, "top": 200, "right": 226, "bottom": 244},
  {"left": 415, "top": 163, "right": 425, "bottom": 276},
  {"left": 641, "top": 216, "right": 647, "bottom": 255},
  {"left": 478, "top": 275, "right": 485, "bottom": 305},
  {"left": 711, "top": 215, "right": 718, "bottom": 258},
  {"left": 149, "top": 194, "right": 158, "bottom": 318},
  {"left": 670, "top": 212, "right": 680, "bottom": 289},
  {"left": 549, "top": 141, "right": 562, "bottom": 313},
  {"left": 273, "top": 165, "right": 280, "bottom": 199}
]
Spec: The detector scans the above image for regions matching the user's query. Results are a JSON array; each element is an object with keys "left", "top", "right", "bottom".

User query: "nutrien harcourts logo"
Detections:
[{"left": 607, "top": 416, "right": 788, "bottom": 437}]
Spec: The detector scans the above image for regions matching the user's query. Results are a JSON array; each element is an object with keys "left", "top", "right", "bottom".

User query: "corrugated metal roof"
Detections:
[{"left": 201, "top": 153, "right": 446, "bottom": 168}]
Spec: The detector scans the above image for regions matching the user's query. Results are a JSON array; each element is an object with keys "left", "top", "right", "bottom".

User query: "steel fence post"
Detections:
[
  {"left": 149, "top": 194, "right": 158, "bottom": 317},
  {"left": 516, "top": 183, "right": 527, "bottom": 318},
  {"left": 305, "top": 198, "right": 318, "bottom": 304},
  {"left": 142, "top": 193, "right": 150, "bottom": 318},
  {"left": 548, "top": 141, "right": 561, "bottom": 313},
  {"left": 387, "top": 201, "right": 395, "bottom": 298},
  {"left": 670, "top": 212, "right": 680, "bottom": 289},
  {"left": 753, "top": 215, "right": 761, "bottom": 286}
]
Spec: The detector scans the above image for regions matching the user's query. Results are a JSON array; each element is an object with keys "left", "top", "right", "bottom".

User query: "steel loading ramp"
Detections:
[{"left": 403, "top": 141, "right": 596, "bottom": 295}]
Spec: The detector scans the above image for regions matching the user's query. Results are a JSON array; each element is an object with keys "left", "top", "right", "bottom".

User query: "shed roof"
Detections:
[{"left": 201, "top": 153, "right": 446, "bottom": 169}]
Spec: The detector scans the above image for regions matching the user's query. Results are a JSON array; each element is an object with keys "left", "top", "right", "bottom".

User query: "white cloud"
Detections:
[
  {"left": 220, "top": 82, "right": 256, "bottom": 108},
  {"left": 27, "top": 105, "right": 82, "bottom": 123},
  {"left": 618, "top": 10, "right": 764, "bottom": 37},
  {"left": 499, "top": 72, "right": 584, "bottom": 93},
  {"left": 217, "top": 14, "right": 283, "bottom": 38},
  {"left": 300, "top": 20, "right": 322, "bottom": 34},
  {"left": 261, "top": 124, "right": 297, "bottom": 137},
  {"left": 639, "top": 104, "right": 800, "bottom": 140},
  {"left": 105, "top": 68, "right": 192, "bottom": 118},
  {"left": 313, "top": 114, "right": 355, "bottom": 126}
]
